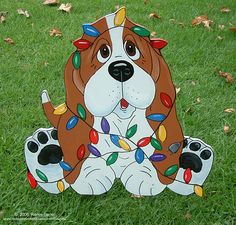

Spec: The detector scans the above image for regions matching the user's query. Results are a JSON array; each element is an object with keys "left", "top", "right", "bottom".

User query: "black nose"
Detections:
[{"left": 108, "top": 60, "right": 134, "bottom": 82}]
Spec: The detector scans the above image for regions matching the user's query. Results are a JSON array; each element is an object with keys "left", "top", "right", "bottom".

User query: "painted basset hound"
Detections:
[{"left": 24, "top": 7, "right": 213, "bottom": 196}]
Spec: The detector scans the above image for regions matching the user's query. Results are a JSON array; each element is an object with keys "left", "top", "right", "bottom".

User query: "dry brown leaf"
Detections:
[
  {"left": 43, "top": 0, "right": 59, "bottom": 5},
  {"left": 58, "top": 3, "right": 72, "bottom": 13},
  {"left": 150, "top": 31, "right": 156, "bottom": 37},
  {"left": 217, "top": 36, "right": 224, "bottom": 40},
  {"left": 149, "top": 12, "right": 161, "bottom": 19},
  {"left": 144, "top": 0, "right": 150, "bottom": 5},
  {"left": 229, "top": 27, "right": 236, "bottom": 32},
  {"left": 192, "top": 15, "right": 213, "bottom": 28},
  {"left": 223, "top": 125, "right": 230, "bottom": 134},
  {"left": 0, "top": 11, "right": 8, "bottom": 23},
  {"left": 224, "top": 108, "right": 235, "bottom": 113},
  {"left": 219, "top": 24, "right": 225, "bottom": 30},
  {"left": 175, "top": 87, "right": 181, "bottom": 95},
  {"left": 49, "top": 28, "right": 62, "bottom": 37},
  {"left": 131, "top": 194, "right": 144, "bottom": 198},
  {"left": 219, "top": 71, "right": 234, "bottom": 84},
  {"left": 4, "top": 37, "right": 15, "bottom": 44},
  {"left": 17, "top": 8, "right": 30, "bottom": 18},
  {"left": 220, "top": 7, "right": 231, "bottom": 13}
]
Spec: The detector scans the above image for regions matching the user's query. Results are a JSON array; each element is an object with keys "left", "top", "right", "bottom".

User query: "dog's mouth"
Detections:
[{"left": 120, "top": 98, "right": 129, "bottom": 110}]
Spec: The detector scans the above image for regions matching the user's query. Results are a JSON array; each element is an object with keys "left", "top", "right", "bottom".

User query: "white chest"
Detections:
[{"left": 91, "top": 109, "right": 156, "bottom": 177}]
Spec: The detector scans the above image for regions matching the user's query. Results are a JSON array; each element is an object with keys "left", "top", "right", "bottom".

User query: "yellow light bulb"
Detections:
[
  {"left": 53, "top": 103, "right": 67, "bottom": 115},
  {"left": 194, "top": 185, "right": 203, "bottom": 197},
  {"left": 158, "top": 125, "right": 167, "bottom": 142},
  {"left": 114, "top": 7, "right": 126, "bottom": 26},
  {"left": 57, "top": 180, "right": 65, "bottom": 193},
  {"left": 118, "top": 139, "right": 131, "bottom": 151}
]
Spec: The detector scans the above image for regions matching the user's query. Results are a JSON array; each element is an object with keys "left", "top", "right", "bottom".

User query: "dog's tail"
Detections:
[{"left": 41, "top": 90, "right": 61, "bottom": 128}]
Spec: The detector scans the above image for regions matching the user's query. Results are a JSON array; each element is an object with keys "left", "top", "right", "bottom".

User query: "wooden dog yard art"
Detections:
[{"left": 24, "top": 7, "right": 214, "bottom": 197}]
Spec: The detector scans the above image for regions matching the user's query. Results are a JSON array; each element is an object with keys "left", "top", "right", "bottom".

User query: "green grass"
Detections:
[{"left": 0, "top": 0, "right": 236, "bottom": 224}]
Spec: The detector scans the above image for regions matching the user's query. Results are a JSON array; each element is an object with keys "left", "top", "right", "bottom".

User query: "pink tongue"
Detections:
[{"left": 120, "top": 98, "right": 129, "bottom": 109}]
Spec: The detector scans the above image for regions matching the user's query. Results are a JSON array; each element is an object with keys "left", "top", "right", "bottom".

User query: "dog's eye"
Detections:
[
  {"left": 124, "top": 40, "right": 140, "bottom": 60},
  {"left": 97, "top": 44, "right": 111, "bottom": 63}
]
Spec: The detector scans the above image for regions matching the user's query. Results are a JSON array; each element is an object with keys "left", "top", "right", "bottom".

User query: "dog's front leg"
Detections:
[
  {"left": 71, "top": 156, "right": 116, "bottom": 195},
  {"left": 120, "top": 155, "right": 166, "bottom": 196}
]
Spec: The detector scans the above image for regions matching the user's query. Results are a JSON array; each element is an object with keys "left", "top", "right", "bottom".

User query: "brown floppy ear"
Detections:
[
  {"left": 57, "top": 53, "right": 94, "bottom": 184},
  {"left": 64, "top": 52, "right": 93, "bottom": 126},
  {"left": 146, "top": 46, "right": 184, "bottom": 185}
]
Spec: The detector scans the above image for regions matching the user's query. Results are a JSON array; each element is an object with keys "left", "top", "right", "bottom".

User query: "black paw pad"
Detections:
[
  {"left": 179, "top": 152, "right": 202, "bottom": 173},
  {"left": 27, "top": 141, "right": 38, "bottom": 153},
  {"left": 37, "top": 132, "right": 48, "bottom": 144},
  {"left": 189, "top": 142, "right": 201, "bottom": 151},
  {"left": 38, "top": 145, "right": 63, "bottom": 165},
  {"left": 200, "top": 149, "right": 211, "bottom": 160},
  {"left": 51, "top": 129, "right": 58, "bottom": 140}
]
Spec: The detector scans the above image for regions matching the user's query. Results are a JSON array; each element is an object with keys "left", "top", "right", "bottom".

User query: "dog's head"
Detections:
[{"left": 64, "top": 7, "right": 169, "bottom": 120}]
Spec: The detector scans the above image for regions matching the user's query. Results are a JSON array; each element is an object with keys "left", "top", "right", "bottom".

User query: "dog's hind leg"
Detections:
[{"left": 41, "top": 90, "right": 61, "bottom": 128}]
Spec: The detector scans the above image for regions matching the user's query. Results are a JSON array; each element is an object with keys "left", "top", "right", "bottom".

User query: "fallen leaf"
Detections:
[
  {"left": 44, "top": 61, "right": 49, "bottom": 67},
  {"left": 185, "top": 107, "right": 194, "bottom": 114},
  {"left": 223, "top": 125, "right": 230, "bottom": 134},
  {"left": 191, "top": 81, "right": 196, "bottom": 86},
  {"left": 17, "top": 8, "right": 30, "bottom": 18},
  {"left": 229, "top": 27, "right": 236, "bottom": 32},
  {"left": 217, "top": 36, "right": 223, "bottom": 40},
  {"left": 218, "top": 71, "right": 234, "bottom": 84},
  {"left": 43, "top": 0, "right": 59, "bottom": 5},
  {"left": 175, "top": 87, "right": 181, "bottom": 95},
  {"left": 169, "top": 18, "right": 176, "bottom": 24},
  {"left": 220, "top": 7, "right": 231, "bottom": 13},
  {"left": 150, "top": 31, "right": 156, "bottom": 37},
  {"left": 0, "top": 11, "right": 8, "bottom": 23},
  {"left": 49, "top": 28, "right": 62, "bottom": 37},
  {"left": 144, "top": 0, "right": 150, "bottom": 5},
  {"left": 184, "top": 212, "right": 192, "bottom": 219},
  {"left": 0, "top": 210, "right": 4, "bottom": 219},
  {"left": 131, "top": 194, "right": 144, "bottom": 198},
  {"left": 4, "top": 37, "right": 15, "bottom": 44},
  {"left": 192, "top": 15, "right": 213, "bottom": 29},
  {"left": 149, "top": 12, "right": 161, "bottom": 19},
  {"left": 219, "top": 24, "right": 225, "bottom": 30},
  {"left": 58, "top": 3, "right": 72, "bottom": 13},
  {"left": 224, "top": 108, "right": 235, "bottom": 113},
  {"left": 196, "top": 97, "right": 201, "bottom": 103}
]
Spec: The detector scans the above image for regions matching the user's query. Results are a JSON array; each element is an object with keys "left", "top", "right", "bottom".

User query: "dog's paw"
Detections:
[
  {"left": 71, "top": 157, "right": 116, "bottom": 195},
  {"left": 120, "top": 159, "right": 166, "bottom": 196},
  {"left": 168, "top": 136, "right": 214, "bottom": 195},
  {"left": 24, "top": 128, "right": 70, "bottom": 194}
]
